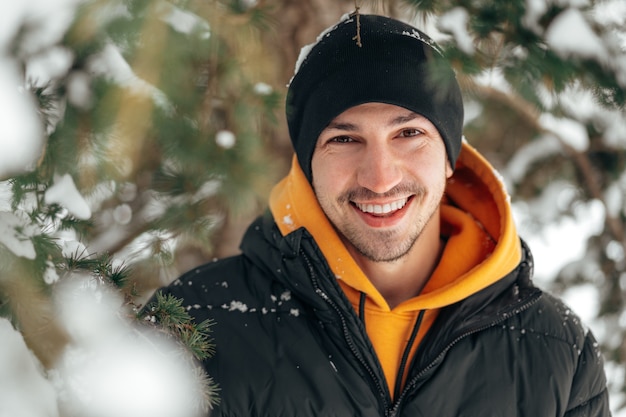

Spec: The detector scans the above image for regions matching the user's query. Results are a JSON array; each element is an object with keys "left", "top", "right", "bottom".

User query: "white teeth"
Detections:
[{"left": 355, "top": 198, "right": 408, "bottom": 215}]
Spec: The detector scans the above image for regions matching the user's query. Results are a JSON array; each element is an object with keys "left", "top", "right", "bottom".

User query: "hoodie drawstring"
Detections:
[
  {"left": 394, "top": 309, "right": 426, "bottom": 400},
  {"left": 358, "top": 291, "right": 367, "bottom": 329},
  {"left": 357, "top": 293, "right": 426, "bottom": 400}
]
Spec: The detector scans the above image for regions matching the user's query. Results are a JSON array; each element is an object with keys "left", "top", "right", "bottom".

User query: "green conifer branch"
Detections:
[
  {"left": 139, "top": 291, "right": 219, "bottom": 409},
  {"left": 140, "top": 292, "right": 216, "bottom": 361}
]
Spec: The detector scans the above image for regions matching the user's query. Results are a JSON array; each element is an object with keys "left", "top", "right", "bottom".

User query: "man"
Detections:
[{"left": 157, "top": 14, "right": 610, "bottom": 416}]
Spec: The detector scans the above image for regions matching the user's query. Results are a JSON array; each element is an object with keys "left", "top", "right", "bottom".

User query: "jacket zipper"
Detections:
[
  {"left": 299, "top": 244, "right": 539, "bottom": 417},
  {"left": 301, "top": 250, "right": 392, "bottom": 416},
  {"left": 388, "top": 291, "right": 541, "bottom": 417}
]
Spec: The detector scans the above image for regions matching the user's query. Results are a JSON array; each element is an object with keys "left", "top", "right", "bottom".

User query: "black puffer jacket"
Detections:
[{"left": 160, "top": 212, "right": 610, "bottom": 417}]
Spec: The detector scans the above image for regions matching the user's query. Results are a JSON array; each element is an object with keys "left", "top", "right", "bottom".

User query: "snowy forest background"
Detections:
[{"left": 0, "top": 0, "right": 625, "bottom": 416}]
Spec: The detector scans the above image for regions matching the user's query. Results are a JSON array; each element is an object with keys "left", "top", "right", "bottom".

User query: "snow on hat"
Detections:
[{"left": 286, "top": 13, "right": 464, "bottom": 182}]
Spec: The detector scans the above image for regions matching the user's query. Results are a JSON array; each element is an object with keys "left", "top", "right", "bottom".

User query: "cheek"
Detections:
[
  {"left": 311, "top": 154, "right": 348, "bottom": 189},
  {"left": 312, "top": 163, "right": 357, "bottom": 210},
  {"left": 404, "top": 154, "right": 450, "bottom": 187},
  {"left": 312, "top": 171, "right": 340, "bottom": 201}
]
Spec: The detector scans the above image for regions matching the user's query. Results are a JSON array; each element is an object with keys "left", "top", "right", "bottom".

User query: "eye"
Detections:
[
  {"left": 328, "top": 135, "right": 355, "bottom": 144},
  {"left": 399, "top": 128, "right": 423, "bottom": 138}
]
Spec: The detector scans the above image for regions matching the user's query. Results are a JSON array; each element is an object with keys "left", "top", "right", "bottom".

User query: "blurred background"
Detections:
[{"left": 0, "top": 0, "right": 624, "bottom": 415}]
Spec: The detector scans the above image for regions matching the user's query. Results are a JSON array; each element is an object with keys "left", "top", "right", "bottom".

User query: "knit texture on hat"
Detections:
[{"left": 286, "top": 14, "right": 464, "bottom": 182}]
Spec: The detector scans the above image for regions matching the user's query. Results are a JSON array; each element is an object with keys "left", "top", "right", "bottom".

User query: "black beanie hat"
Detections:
[{"left": 286, "top": 14, "right": 464, "bottom": 182}]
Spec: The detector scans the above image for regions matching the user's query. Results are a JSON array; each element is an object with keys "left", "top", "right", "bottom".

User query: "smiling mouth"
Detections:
[{"left": 353, "top": 197, "right": 409, "bottom": 215}]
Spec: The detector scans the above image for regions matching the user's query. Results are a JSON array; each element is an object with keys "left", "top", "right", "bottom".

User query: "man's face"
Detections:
[{"left": 311, "top": 102, "right": 453, "bottom": 263}]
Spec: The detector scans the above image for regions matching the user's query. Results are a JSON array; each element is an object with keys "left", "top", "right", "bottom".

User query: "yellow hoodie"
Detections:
[{"left": 269, "top": 141, "right": 522, "bottom": 397}]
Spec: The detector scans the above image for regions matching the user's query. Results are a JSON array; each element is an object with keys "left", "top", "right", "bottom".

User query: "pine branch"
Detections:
[
  {"left": 64, "top": 249, "right": 132, "bottom": 289},
  {"left": 140, "top": 291, "right": 216, "bottom": 361},
  {"left": 138, "top": 291, "right": 220, "bottom": 409},
  {"left": 470, "top": 80, "right": 626, "bottom": 253}
]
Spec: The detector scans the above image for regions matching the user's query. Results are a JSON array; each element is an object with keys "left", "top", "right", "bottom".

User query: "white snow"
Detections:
[
  {"left": 514, "top": 196, "right": 605, "bottom": 283},
  {"left": 607, "top": 361, "right": 626, "bottom": 417},
  {"left": 560, "top": 0, "right": 591, "bottom": 7},
  {"left": 111, "top": 229, "right": 178, "bottom": 265},
  {"left": 58, "top": 238, "right": 88, "bottom": 259},
  {"left": 0, "top": 319, "right": 59, "bottom": 417},
  {"left": 66, "top": 70, "right": 93, "bottom": 109},
  {"left": 53, "top": 278, "right": 206, "bottom": 417},
  {"left": 238, "top": 0, "right": 259, "bottom": 9},
  {"left": 438, "top": 7, "right": 474, "bottom": 54},
  {"left": 216, "top": 130, "right": 236, "bottom": 149},
  {"left": 25, "top": 46, "right": 74, "bottom": 87},
  {"left": 539, "top": 113, "right": 590, "bottom": 152},
  {"left": 86, "top": 41, "right": 172, "bottom": 114},
  {"left": 474, "top": 67, "right": 512, "bottom": 94},
  {"left": 593, "top": 0, "right": 626, "bottom": 27},
  {"left": 292, "top": 42, "right": 314, "bottom": 83},
  {"left": 545, "top": 8, "right": 609, "bottom": 64},
  {"left": 290, "top": 13, "right": 352, "bottom": 83},
  {"left": 602, "top": 112, "right": 626, "bottom": 148},
  {"left": 193, "top": 180, "right": 222, "bottom": 203},
  {"left": 0, "top": 211, "right": 38, "bottom": 259},
  {"left": 0, "top": 0, "right": 90, "bottom": 179},
  {"left": 0, "top": 1, "right": 84, "bottom": 56},
  {"left": 44, "top": 173, "right": 92, "bottom": 220},
  {"left": 282, "top": 214, "right": 294, "bottom": 226},
  {"left": 605, "top": 178, "right": 625, "bottom": 219},
  {"left": 157, "top": 1, "right": 210, "bottom": 37},
  {"left": 556, "top": 84, "right": 626, "bottom": 149},
  {"left": 253, "top": 82, "right": 273, "bottom": 95},
  {"left": 0, "top": 60, "right": 45, "bottom": 179},
  {"left": 112, "top": 203, "right": 132, "bottom": 225},
  {"left": 605, "top": 240, "right": 625, "bottom": 263},
  {"left": 563, "top": 284, "right": 600, "bottom": 324},
  {"left": 227, "top": 300, "right": 249, "bottom": 312},
  {"left": 44, "top": 260, "right": 60, "bottom": 284},
  {"left": 504, "top": 134, "right": 562, "bottom": 185},
  {"left": 522, "top": 0, "right": 549, "bottom": 34}
]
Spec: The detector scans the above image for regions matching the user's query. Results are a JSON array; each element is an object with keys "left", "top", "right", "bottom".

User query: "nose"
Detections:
[{"left": 356, "top": 142, "right": 402, "bottom": 194}]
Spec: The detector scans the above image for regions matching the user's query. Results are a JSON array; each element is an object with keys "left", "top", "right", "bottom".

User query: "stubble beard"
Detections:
[
  {"left": 324, "top": 184, "right": 439, "bottom": 263},
  {"left": 340, "top": 194, "right": 436, "bottom": 263}
]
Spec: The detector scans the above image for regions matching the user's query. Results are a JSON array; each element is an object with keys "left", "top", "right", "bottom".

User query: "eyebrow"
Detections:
[
  {"left": 325, "top": 121, "right": 358, "bottom": 131},
  {"left": 391, "top": 112, "right": 421, "bottom": 125},
  {"left": 324, "top": 111, "right": 422, "bottom": 132}
]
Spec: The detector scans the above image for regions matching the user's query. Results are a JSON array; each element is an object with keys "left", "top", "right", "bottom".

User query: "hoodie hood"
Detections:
[{"left": 269, "top": 140, "right": 522, "bottom": 312}]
